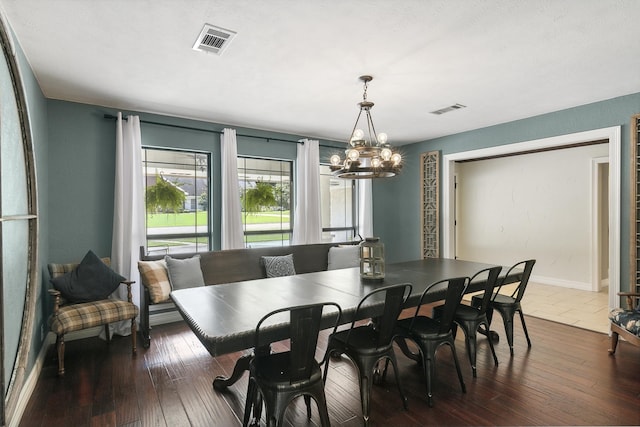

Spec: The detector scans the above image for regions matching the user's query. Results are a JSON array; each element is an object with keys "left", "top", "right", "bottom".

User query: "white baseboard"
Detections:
[
  {"left": 149, "top": 311, "right": 183, "bottom": 326},
  {"left": 9, "top": 332, "right": 55, "bottom": 427},
  {"left": 529, "top": 274, "right": 593, "bottom": 291}
]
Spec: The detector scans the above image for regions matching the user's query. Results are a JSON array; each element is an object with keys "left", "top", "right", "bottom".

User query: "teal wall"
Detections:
[
  {"left": 47, "top": 102, "right": 342, "bottom": 260},
  {"left": 373, "top": 93, "right": 640, "bottom": 291}
]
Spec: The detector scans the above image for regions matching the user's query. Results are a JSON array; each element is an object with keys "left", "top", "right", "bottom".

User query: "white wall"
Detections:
[{"left": 455, "top": 143, "right": 609, "bottom": 289}]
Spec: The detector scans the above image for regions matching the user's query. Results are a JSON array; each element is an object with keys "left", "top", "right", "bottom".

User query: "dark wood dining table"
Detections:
[{"left": 170, "top": 257, "right": 521, "bottom": 390}]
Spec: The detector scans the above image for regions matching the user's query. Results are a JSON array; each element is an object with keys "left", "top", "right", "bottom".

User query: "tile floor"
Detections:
[
  {"left": 464, "top": 282, "right": 610, "bottom": 334},
  {"left": 521, "top": 282, "right": 610, "bottom": 334}
]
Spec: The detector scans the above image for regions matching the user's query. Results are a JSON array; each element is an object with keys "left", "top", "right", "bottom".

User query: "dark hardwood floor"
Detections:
[{"left": 19, "top": 315, "right": 640, "bottom": 426}]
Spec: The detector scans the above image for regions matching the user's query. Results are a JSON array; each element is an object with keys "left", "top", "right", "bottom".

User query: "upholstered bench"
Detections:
[
  {"left": 137, "top": 242, "right": 360, "bottom": 348},
  {"left": 48, "top": 251, "right": 139, "bottom": 375},
  {"left": 608, "top": 291, "right": 640, "bottom": 354}
]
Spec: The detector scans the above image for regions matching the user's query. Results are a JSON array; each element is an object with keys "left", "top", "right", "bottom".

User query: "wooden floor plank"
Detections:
[{"left": 18, "top": 316, "right": 640, "bottom": 426}]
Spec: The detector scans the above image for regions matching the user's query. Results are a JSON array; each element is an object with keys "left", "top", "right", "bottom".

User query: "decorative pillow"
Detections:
[
  {"left": 164, "top": 255, "right": 205, "bottom": 290},
  {"left": 51, "top": 250, "right": 125, "bottom": 303},
  {"left": 262, "top": 254, "right": 296, "bottom": 278},
  {"left": 138, "top": 260, "right": 171, "bottom": 303},
  {"left": 328, "top": 245, "right": 360, "bottom": 270}
]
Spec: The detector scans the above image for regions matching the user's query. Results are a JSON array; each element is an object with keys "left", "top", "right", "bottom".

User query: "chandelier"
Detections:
[{"left": 329, "top": 75, "right": 402, "bottom": 179}]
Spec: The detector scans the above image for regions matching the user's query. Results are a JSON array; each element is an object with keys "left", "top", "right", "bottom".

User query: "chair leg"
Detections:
[
  {"left": 104, "top": 324, "right": 111, "bottom": 342},
  {"left": 518, "top": 309, "right": 532, "bottom": 347},
  {"left": 352, "top": 356, "right": 377, "bottom": 426},
  {"left": 243, "top": 379, "right": 256, "bottom": 427},
  {"left": 459, "top": 322, "right": 478, "bottom": 378},
  {"left": 421, "top": 346, "right": 436, "bottom": 407},
  {"left": 317, "top": 394, "right": 331, "bottom": 427},
  {"left": 254, "top": 392, "right": 264, "bottom": 425},
  {"left": 304, "top": 395, "right": 312, "bottom": 419},
  {"left": 141, "top": 293, "right": 151, "bottom": 349},
  {"left": 359, "top": 372, "right": 372, "bottom": 426},
  {"left": 608, "top": 331, "right": 619, "bottom": 355},
  {"left": 322, "top": 342, "right": 336, "bottom": 383},
  {"left": 56, "top": 334, "right": 65, "bottom": 376},
  {"left": 130, "top": 318, "right": 138, "bottom": 354},
  {"left": 449, "top": 340, "right": 466, "bottom": 394},
  {"left": 386, "top": 353, "right": 408, "bottom": 410},
  {"left": 482, "top": 320, "right": 499, "bottom": 368},
  {"left": 309, "top": 382, "right": 332, "bottom": 427},
  {"left": 497, "top": 308, "right": 516, "bottom": 356}
]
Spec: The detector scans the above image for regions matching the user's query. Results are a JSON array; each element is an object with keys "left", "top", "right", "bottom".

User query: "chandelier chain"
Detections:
[{"left": 362, "top": 79, "right": 368, "bottom": 102}]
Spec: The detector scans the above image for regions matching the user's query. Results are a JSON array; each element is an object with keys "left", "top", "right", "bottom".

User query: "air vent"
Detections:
[
  {"left": 192, "top": 24, "right": 236, "bottom": 55},
  {"left": 430, "top": 103, "right": 466, "bottom": 115}
]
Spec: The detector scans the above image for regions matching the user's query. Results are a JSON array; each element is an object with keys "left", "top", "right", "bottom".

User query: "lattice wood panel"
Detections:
[
  {"left": 632, "top": 114, "right": 640, "bottom": 298},
  {"left": 421, "top": 151, "right": 439, "bottom": 258}
]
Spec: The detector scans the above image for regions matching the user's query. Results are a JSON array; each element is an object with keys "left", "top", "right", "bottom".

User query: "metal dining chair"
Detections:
[
  {"left": 432, "top": 266, "right": 502, "bottom": 377},
  {"left": 472, "top": 259, "right": 536, "bottom": 356},
  {"left": 322, "top": 283, "right": 412, "bottom": 426},
  {"left": 394, "top": 277, "right": 469, "bottom": 407},
  {"left": 243, "top": 301, "right": 342, "bottom": 427}
]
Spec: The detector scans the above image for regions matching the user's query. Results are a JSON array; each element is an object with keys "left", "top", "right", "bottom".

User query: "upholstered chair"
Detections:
[{"left": 48, "top": 251, "right": 138, "bottom": 375}]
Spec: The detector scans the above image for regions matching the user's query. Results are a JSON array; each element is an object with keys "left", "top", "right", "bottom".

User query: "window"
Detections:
[
  {"left": 238, "top": 157, "right": 293, "bottom": 247},
  {"left": 320, "top": 165, "right": 357, "bottom": 242},
  {"left": 142, "top": 148, "right": 210, "bottom": 255}
]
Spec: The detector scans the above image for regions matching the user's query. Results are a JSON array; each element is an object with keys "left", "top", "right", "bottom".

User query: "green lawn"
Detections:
[{"left": 146, "top": 211, "right": 290, "bottom": 227}]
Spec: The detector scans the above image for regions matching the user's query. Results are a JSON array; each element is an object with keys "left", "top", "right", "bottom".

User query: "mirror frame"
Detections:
[{"left": 0, "top": 13, "right": 39, "bottom": 426}]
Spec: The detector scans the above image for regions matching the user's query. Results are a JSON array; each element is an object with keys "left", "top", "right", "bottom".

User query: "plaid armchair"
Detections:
[
  {"left": 608, "top": 291, "right": 640, "bottom": 354},
  {"left": 48, "top": 258, "right": 138, "bottom": 375}
]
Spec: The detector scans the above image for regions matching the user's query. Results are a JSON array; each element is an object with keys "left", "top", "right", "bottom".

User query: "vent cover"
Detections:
[
  {"left": 193, "top": 24, "right": 236, "bottom": 55},
  {"left": 430, "top": 103, "right": 466, "bottom": 115}
]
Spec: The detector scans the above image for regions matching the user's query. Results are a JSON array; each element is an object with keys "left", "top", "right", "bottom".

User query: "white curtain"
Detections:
[
  {"left": 110, "top": 112, "right": 145, "bottom": 336},
  {"left": 292, "top": 139, "right": 322, "bottom": 244},
  {"left": 221, "top": 128, "right": 244, "bottom": 249},
  {"left": 357, "top": 179, "right": 373, "bottom": 238}
]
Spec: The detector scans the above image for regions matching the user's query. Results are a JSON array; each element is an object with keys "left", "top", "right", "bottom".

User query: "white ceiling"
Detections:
[{"left": 2, "top": 0, "right": 640, "bottom": 145}]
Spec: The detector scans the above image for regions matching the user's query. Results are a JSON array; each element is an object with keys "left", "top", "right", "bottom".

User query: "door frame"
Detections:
[
  {"left": 591, "top": 157, "right": 609, "bottom": 292},
  {"left": 442, "top": 126, "right": 621, "bottom": 310}
]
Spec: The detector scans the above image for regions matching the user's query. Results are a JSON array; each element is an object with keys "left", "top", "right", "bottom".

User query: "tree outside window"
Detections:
[
  {"left": 238, "top": 157, "right": 292, "bottom": 247},
  {"left": 142, "top": 149, "right": 210, "bottom": 254}
]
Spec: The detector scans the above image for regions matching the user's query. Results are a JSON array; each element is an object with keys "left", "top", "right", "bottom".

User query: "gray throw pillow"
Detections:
[
  {"left": 51, "top": 250, "right": 125, "bottom": 303},
  {"left": 165, "top": 255, "right": 206, "bottom": 290},
  {"left": 262, "top": 254, "right": 296, "bottom": 278}
]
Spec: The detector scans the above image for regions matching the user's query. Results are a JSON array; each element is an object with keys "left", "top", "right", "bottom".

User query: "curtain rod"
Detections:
[{"left": 103, "top": 114, "right": 340, "bottom": 149}]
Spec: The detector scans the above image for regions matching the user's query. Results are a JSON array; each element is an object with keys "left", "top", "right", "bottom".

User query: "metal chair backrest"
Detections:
[
  {"left": 344, "top": 283, "right": 412, "bottom": 348},
  {"left": 492, "top": 259, "right": 536, "bottom": 303},
  {"left": 409, "top": 277, "right": 469, "bottom": 335},
  {"left": 471, "top": 266, "right": 503, "bottom": 315},
  {"left": 254, "top": 302, "right": 342, "bottom": 383}
]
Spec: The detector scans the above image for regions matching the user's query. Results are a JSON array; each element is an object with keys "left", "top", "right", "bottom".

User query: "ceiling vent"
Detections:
[
  {"left": 430, "top": 103, "right": 466, "bottom": 115},
  {"left": 192, "top": 24, "right": 236, "bottom": 55}
]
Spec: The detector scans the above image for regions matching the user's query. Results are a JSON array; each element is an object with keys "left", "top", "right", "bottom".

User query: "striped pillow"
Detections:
[{"left": 138, "top": 260, "right": 171, "bottom": 303}]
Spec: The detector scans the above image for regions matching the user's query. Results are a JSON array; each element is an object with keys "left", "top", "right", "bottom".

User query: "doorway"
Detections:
[{"left": 442, "top": 127, "right": 621, "bottom": 314}]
